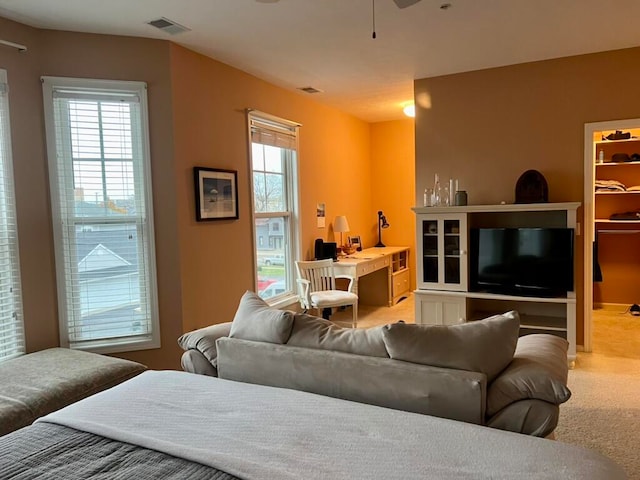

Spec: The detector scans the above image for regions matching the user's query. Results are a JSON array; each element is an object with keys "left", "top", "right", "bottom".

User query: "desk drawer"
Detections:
[
  {"left": 392, "top": 268, "right": 411, "bottom": 298},
  {"left": 356, "top": 256, "right": 390, "bottom": 277}
]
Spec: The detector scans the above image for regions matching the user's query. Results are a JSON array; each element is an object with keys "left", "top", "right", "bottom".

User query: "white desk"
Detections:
[{"left": 333, "top": 246, "right": 410, "bottom": 307}]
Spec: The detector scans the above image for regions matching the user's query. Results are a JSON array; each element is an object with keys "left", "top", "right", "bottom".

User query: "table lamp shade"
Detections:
[
  {"left": 334, "top": 215, "right": 350, "bottom": 233},
  {"left": 334, "top": 215, "right": 350, "bottom": 250}
]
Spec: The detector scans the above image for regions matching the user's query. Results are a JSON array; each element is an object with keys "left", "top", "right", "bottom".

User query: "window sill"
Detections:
[
  {"left": 267, "top": 294, "right": 299, "bottom": 310},
  {"left": 66, "top": 336, "right": 160, "bottom": 355}
]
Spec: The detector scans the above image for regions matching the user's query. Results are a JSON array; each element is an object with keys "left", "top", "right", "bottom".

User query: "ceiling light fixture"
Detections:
[{"left": 403, "top": 104, "right": 416, "bottom": 118}]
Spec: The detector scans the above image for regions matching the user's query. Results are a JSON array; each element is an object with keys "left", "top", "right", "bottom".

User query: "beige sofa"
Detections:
[{"left": 178, "top": 291, "right": 571, "bottom": 437}]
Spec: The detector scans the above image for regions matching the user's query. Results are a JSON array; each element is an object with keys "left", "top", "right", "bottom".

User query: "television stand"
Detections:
[{"left": 412, "top": 202, "right": 580, "bottom": 365}]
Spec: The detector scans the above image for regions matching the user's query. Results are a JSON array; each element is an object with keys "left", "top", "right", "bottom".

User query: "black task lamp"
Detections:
[{"left": 375, "top": 210, "right": 390, "bottom": 247}]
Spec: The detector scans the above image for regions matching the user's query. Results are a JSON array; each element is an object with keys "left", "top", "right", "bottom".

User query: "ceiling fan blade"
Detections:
[{"left": 393, "top": 0, "right": 421, "bottom": 8}]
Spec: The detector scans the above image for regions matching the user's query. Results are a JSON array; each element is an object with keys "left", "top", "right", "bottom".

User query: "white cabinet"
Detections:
[
  {"left": 416, "top": 213, "right": 467, "bottom": 291},
  {"left": 414, "top": 291, "right": 466, "bottom": 325},
  {"left": 412, "top": 203, "right": 580, "bottom": 365}
]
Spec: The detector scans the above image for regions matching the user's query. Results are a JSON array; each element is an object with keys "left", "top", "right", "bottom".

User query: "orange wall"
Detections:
[
  {"left": 1, "top": 14, "right": 404, "bottom": 371},
  {"left": 414, "top": 46, "right": 640, "bottom": 346},
  {"left": 169, "top": 44, "right": 374, "bottom": 334},
  {"left": 0, "top": 18, "right": 185, "bottom": 368},
  {"left": 370, "top": 119, "right": 416, "bottom": 288}
]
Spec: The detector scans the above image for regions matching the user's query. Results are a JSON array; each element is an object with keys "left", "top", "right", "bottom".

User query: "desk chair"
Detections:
[{"left": 295, "top": 259, "right": 358, "bottom": 328}]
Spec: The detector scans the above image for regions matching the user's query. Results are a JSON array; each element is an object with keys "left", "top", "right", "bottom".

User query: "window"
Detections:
[
  {"left": 248, "top": 111, "right": 300, "bottom": 303},
  {"left": 42, "top": 77, "right": 159, "bottom": 352},
  {"left": 0, "top": 70, "right": 25, "bottom": 362}
]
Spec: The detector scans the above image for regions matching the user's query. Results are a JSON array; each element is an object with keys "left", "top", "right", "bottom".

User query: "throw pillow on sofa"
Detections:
[
  {"left": 381, "top": 311, "right": 520, "bottom": 382},
  {"left": 229, "top": 291, "right": 294, "bottom": 344},
  {"left": 287, "top": 313, "right": 389, "bottom": 358}
]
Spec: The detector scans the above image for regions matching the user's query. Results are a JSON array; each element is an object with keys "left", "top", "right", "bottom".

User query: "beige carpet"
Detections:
[
  {"left": 334, "top": 297, "right": 640, "bottom": 478},
  {"left": 555, "top": 307, "right": 640, "bottom": 479},
  {"left": 555, "top": 353, "right": 640, "bottom": 479}
]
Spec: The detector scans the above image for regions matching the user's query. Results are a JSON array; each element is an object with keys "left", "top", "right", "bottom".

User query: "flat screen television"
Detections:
[{"left": 469, "top": 228, "right": 574, "bottom": 297}]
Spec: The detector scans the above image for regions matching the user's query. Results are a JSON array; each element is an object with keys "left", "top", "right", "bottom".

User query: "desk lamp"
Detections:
[
  {"left": 334, "top": 215, "right": 350, "bottom": 252},
  {"left": 375, "top": 211, "right": 390, "bottom": 247}
]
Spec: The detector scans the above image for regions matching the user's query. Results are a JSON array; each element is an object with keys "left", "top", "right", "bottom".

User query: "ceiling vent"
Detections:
[
  {"left": 147, "top": 17, "right": 191, "bottom": 35},
  {"left": 298, "top": 86, "right": 323, "bottom": 94}
]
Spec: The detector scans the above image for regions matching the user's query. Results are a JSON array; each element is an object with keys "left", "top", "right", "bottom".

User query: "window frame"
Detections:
[
  {"left": 248, "top": 110, "right": 301, "bottom": 307},
  {"left": 0, "top": 69, "right": 25, "bottom": 362},
  {"left": 41, "top": 76, "right": 160, "bottom": 353}
]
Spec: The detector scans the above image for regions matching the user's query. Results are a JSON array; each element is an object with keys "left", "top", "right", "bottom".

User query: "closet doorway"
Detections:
[{"left": 584, "top": 119, "right": 640, "bottom": 357}]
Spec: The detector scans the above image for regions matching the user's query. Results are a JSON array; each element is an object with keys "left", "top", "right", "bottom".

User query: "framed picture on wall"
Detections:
[
  {"left": 194, "top": 167, "right": 239, "bottom": 221},
  {"left": 347, "top": 235, "right": 362, "bottom": 251}
]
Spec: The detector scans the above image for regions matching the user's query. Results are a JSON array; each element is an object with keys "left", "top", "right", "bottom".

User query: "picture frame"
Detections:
[
  {"left": 194, "top": 167, "right": 239, "bottom": 221},
  {"left": 347, "top": 235, "right": 362, "bottom": 251}
]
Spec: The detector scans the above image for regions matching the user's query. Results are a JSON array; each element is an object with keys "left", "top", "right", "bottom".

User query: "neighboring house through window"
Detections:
[
  {"left": 248, "top": 111, "right": 300, "bottom": 303},
  {"left": 0, "top": 69, "right": 25, "bottom": 362},
  {"left": 42, "top": 77, "right": 160, "bottom": 353}
]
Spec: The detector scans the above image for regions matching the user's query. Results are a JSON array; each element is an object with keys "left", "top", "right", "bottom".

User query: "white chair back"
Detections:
[
  {"left": 296, "top": 259, "right": 336, "bottom": 293},
  {"left": 295, "top": 258, "right": 358, "bottom": 327}
]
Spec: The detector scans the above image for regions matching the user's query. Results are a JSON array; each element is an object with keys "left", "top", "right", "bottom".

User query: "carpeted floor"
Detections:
[
  {"left": 555, "top": 353, "right": 640, "bottom": 479},
  {"left": 334, "top": 297, "right": 640, "bottom": 478},
  {"left": 555, "top": 307, "right": 640, "bottom": 479}
]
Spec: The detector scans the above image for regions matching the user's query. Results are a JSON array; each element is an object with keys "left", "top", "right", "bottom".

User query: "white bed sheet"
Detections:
[{"left": 38, "top": 370, "right": 625, "bottom": 480}]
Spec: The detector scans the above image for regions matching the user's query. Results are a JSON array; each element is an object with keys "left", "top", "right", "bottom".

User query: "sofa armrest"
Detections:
[
  {"left": 486, "top": 399, "right": 559, "bottom": 437},
  {"left": 177, "top": 322, "right": 232, "bottom": 366},
  {"left": 487, "top": 334, "right": 571, "bottom": 417},
  {"left": 181, "top": 350, "right": 218, "bottom": 377}
]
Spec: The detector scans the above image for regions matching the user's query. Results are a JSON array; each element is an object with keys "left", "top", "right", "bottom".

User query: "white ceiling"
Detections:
[{"left": 2, "top": 0, "right": 640, "bottom": 122}]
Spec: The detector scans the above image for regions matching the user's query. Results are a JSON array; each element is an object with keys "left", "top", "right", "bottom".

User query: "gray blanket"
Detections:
[
  {"left": 36, "top": 370, "right": 625, "bottom": 480},
  {"left": 0, "top": 422, "right": 238, "bottom": 479}
]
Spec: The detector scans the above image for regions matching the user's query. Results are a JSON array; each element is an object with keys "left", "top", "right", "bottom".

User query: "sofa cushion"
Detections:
[
  {"left": 486, "top": 333, "right": 571, "bottom": 416},
  {"left": 229, "top": 291, "right": 294, "bottom": 344},
  {"left": 177, "top": 322, "right": 232, "bottom": 365},
  {"left": 381, "top": 311, "right": 520, "bottom": 382},
  {"left": 287, "top": 313, "right": 389, "bottom": 358}
]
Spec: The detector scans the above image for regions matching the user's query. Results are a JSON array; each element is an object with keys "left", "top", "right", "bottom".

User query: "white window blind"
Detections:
[
  {"left": 249, "top": 111, "right": 300, "bottom": 305},
  {"left": 0, "top": 70, "right": 25, "bottom": 362},
  {"left": 42, "top": 77, "right": 159, "bottom": 352}
]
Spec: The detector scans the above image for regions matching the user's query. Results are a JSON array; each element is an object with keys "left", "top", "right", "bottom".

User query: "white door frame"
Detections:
[{"left": 583, "top": 118, "right": 640, "bottom": 353}]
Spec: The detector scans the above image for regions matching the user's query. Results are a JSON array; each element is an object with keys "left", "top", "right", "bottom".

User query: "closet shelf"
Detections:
[
  {"left": 596, "top": 161, "right": 640, "bottom": 166},
  {"left": 595, "top": 219, "right": 640, "bottom": 224},
  {"left": 596, "top": 137, "right": 640, "bottom": 145},
  {"left": 595, "top": 191, "right": 640, "bottom": 195}
]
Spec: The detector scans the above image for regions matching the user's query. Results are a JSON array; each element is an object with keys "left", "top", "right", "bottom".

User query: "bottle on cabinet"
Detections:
[{"left": 433, "top": 173, "right": 441, "bottom": 206}]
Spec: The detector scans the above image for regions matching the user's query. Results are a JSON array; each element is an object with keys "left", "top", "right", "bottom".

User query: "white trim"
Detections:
[
  {"left": 246, "top": 108, "right": 302, "bottom": 128},
  {"left": 583, "top": 118, "right": 640, "bottom": 354},
  {"left": 41, "top": 76, "right": 160, "bottom": 353},
  {"left": 247, "top": 110, "right": 301, "bottom": 305}
]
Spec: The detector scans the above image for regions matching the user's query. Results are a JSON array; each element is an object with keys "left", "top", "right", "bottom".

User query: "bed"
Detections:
[{"left": 0, "top": 370, "right": 626, "bottom": 479}]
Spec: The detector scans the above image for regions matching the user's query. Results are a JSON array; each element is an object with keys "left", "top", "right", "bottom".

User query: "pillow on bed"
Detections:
[
  {"left": 287, "top": 313, "right": 389, "bottom": 358},
  {"left": 229, "top": 291, "right": 294, "bottom": 344},
  {"left": 381, "top": 311, "right": 520, "bottom": 382}
]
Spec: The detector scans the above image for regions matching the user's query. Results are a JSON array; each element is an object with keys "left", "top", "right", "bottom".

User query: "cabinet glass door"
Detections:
[
  {"left": 422, "top": 220, "right": 438, "bottom": 283},
  {"left": 444, "top": 220, "right": 461, "bottom": 285}
]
